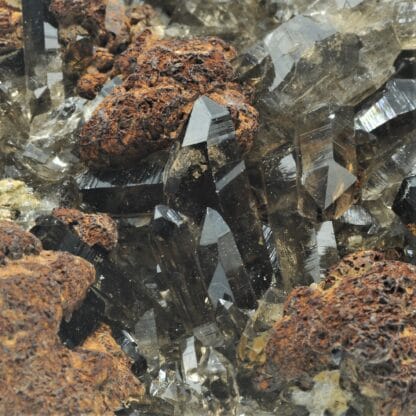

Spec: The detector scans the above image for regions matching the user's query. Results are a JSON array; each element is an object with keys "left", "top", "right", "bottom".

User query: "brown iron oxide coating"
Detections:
[
  {"left": 52, "top": 207, "right": 118, "bottom": 251},
  {"left": 0, "top": 220, "right": 42, "bottom": 263},
  {"left": 0, "top": 222, "right": 144, "bottom": 415},
  {"left": 50, "top": 0, "right": 159, "bottom": 96},
  {"left": 79, "top": 34, "right": 258, "bottom": 167},
  {"left": 0, "top": 0, "right": 22, "bottom": 55},
  {"left": 258, "top": 251, "right": 416, "bottom": 415}
]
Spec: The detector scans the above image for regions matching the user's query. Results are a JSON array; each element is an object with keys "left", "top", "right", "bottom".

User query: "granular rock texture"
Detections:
[
  {"left": 79, "top": 37, "right": 258, "bottom": 167},
  {"left": 119, "top": 35, "right": 236, "bottom": 92},
  {"left": 52, "top": 207, "right": 118, "bottom": 251},
  {"left": 77, "top": 71, "right": 109, "bottom": 99},
  {"left": 0, "top": 222, "right": 144, "bottom": 415},
  {"left": 50, "top": 0, "right": 162, "bottom": 94},
  {"left": 0, "top": 220, "right": 42, "bottom": 263},
  {"left": 79, "top": 82, "right": 194, "bottom": 166},
  {"left": 0, "top": 0, "right": 22, "bottom": 55},
  {"left": 258, "top": 251, "right": 416, "bottom": 415}
]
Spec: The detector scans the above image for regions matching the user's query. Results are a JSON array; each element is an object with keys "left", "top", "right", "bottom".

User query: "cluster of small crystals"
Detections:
[{"left": 0, "top": 0, "right": 415, "bottom": 415}]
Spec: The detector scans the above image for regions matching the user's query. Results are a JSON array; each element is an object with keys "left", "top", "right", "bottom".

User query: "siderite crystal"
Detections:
[
  {"left": 296, "top": 105, "right": 357, "bottom": 220},
  {"left": 257, "top": 251, "right": 416, "bottom": 415}
]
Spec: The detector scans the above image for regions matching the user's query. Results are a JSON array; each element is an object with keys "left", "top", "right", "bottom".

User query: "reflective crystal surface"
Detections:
[
  {"left": 185, "top": 97, "right": 273, "bottom": 294},
  {"left": 297, "top": 105, "right": 357, "bottom": 220},
  {"left": 355, "top": 79, "right": 416, "bottom": 132}
]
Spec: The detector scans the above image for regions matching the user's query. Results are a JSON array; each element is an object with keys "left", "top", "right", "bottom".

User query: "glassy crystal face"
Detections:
[
  {"left": 175, "top": 96, "right": 274, "bottom": 295},
  {"left": 297, "top": 105, "right": 357, "bottom": 220},
  {"left": 355, "top": 79, "right": 416, "bottom": 132},
  {"left": 393, "top": 176, "right": 416, "bottom": 225}
]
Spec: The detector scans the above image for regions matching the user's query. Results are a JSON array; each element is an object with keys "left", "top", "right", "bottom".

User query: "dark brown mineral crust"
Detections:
[
  {"left": 119, "top": 36, "right": 237, "bottom": 91},
  {"left": 77, "top": 70, "right": 109, "bottom": 99},
  {"left": 50, "top": 0, "right": 161, "bottom": 94},
  {"left": 0, "top": 222, "right": 144, "bottom": 415},
  {"left": 79, "top": 48, "right": 258, "bottom": 167},
  {"left": 257, "top": 251, "right": 416, "bottom": 415},
  {"left": 0, "top": 0, "right": 22, "bottom": 55},
  {"left": 0, "top": 220, "right": 42, "bottom": 263},
  {"left": 52, "top": 207, "right": 118, "bottom": 251},
  {"left": 79, "top": 81, "right": 196, "bottom": 166}
]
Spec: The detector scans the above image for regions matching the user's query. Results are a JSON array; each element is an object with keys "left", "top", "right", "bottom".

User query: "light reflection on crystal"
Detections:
[{"left": 355, "top": 79, "right": 416, "bottom": 132}]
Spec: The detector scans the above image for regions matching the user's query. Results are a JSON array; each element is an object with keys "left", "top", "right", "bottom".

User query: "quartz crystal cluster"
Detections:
[{"left": 0, "top": 0, "right": 415, "bottom": 415}]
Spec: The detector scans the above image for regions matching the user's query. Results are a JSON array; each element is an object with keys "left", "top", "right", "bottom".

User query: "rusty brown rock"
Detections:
[
  {"left": 257, "top": 251, "right": 416, "bottom": 415},
  {"left": 93, "top": 46, "right": 114, "bottom": 72},
  {"left": 0, "top": 220, "right": 42, "bottom": 263},
  {"left": 77, "top": 71, "right": 109, "bottom": 99},
  {"left": 0, "top": 0, "right": 22, "bottom": 55},
  {"left": 79, "top": 79, "right": 258, "bottom": 166},
  {"left": 0, "top": 223, "right": 143, "bottom": 415},
  {"left": 79, "top": 81, "right": 196, "bottom": 167},
  {"left": 120, "top": 36, "right": 237, "bottom": 93},
  {"left": 50, "top": 0, "right": 110, "bottom": 45},
  {"left": 52, "top": 207, "right": 118, "bottom": 251},
  {"left": 50, "top": 0, "right": 160, "bottom": 97}
]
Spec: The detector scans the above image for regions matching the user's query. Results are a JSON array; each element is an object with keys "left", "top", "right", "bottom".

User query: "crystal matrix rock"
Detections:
[{"left": 258, "top": 251, "right": 416, "bottom": 415}]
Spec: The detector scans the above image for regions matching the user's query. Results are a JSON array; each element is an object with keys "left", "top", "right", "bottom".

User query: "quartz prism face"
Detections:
[
  {"left": 296, "top": 105, "right": 357, "bottom": 220},
  {"left": 180, "top": 96, "right": 274, "bottom": 296},
  {"left": 393, "top": 176, "right": 416, "bottom": 225},
  {"left": 199, "top": 207, "right": 256, "bottom": 309},
  {"left": 151, "top": 205, "right": 213, "bottom": 330},
  {"left": 394, "top": 1, "right": 416, "bottom": 50},
  {"left": 77, "top": 151, "right": 168, "bottom": 215},
  {"left": 182, "top": 96, "right": 235, "bottom": 147},
  {"left": 355, "top": 78, "right": 416, "bottom": 132}
]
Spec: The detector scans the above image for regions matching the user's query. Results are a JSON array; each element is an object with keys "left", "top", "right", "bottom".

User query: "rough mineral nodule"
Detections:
[
  {"left": 52, "top": 207, "right": 118, "bottom": 251},
  {"left": 257, "top": 251, "right": 416, "bottom": 415},
  {"left": 0, "top": 0, "right": 22, "bottom": 55},
  {"left": 0, "top": 221, "right": 144, "bottom": 414},
  {"left": 79, "top": 35, "right": 258, "bottom": 167},
  {"left": 50, "top": 0, "right": 161, "bottom": 96}
]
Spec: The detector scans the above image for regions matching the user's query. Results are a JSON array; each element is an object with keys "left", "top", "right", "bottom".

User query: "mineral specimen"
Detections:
[
  {"left": 0, "top": 0, "right": 22, "bottom": 55},
  {"left": 355, "top": 78, "right": 416, "bottom": 133},
  {"left": 78, "top": 27, "right": 260, "bottom": 167},
  {"left": 32, "top": 214, "right": 166, "bottom": 328},
  {"left": 52, "top": 207, "right": 118, "bottom": 251},
  {"left": 0, "top": 179, "right": 40, "bottom": 220},
  {"left": 0, "top": 221, "right": 144, "bottom": 414},
  {"left": 119, "top": 36, "right": 236, "bottom": 90},
  {"left": 79, "top": 80, "right": 258, "bottom": 167},
  {"left": 296, "top": 105, "right": 357, "bottom": 220},
  {"left": 50, "top": 0, "right": 164, "bottom": 97},
  {"left": 151, "top": 205, "right": 212, "bottom": 329},
  {"left": 393, "top": 176, "right": 416, "bottom": 225},
  {"left": 258, "top": 251, "right": 416, "bottom": 415},
  {"left": 77, "top": 150, "right": 168, "bottom": 214}
]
